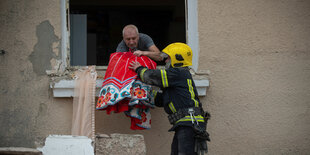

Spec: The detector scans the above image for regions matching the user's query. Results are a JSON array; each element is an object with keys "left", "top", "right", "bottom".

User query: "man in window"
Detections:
[{"left": 116, "top": 24, "right": 163, "bottom": 61}]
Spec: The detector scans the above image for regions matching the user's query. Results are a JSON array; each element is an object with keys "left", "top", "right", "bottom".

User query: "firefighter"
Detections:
[{"left": 129, "top": 42, "right": 210, "bottom": 155}]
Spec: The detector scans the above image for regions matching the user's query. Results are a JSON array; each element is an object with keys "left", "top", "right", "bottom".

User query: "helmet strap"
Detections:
[{"left": 165, "top": 59, "right": 172, "bottom": 69}]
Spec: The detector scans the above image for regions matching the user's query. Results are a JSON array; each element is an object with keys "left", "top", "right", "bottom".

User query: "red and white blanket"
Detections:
[{"left": 96, "top": 52, "right": 157, "bottom": 130}]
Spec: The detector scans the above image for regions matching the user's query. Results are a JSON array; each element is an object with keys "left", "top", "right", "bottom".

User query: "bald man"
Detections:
[{"left": 116, "top": 24, "right": 162, "bottom": 61}]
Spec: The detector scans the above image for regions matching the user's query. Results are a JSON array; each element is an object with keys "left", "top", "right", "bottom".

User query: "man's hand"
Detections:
[
  {"left": 132, "top": 46, "right": 163, "bottom": 61},
  {"left": 133, "top": 50, "right": 144, "bottom": 57},
  {"left": 129, "top": 61, "right": 142, "bottom": 71}
]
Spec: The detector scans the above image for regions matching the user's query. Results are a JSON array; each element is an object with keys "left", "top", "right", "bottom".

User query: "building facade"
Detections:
[{"left": 1, "top": 0, "right": 310, "bottom": 154}]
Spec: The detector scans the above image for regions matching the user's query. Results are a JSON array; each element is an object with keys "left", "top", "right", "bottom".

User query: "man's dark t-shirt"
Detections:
[{"left": 116, "top": 33, "right": 154, "bottom": 52}]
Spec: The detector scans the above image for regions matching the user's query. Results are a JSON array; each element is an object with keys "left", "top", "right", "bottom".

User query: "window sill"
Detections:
[{"left": 50, "top": 79, "right": 209, "bottom": 98}]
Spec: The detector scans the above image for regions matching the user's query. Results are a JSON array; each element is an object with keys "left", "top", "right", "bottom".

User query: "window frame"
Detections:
[{"left": 60, "top": 0, "right": 199, "bottom": 71}]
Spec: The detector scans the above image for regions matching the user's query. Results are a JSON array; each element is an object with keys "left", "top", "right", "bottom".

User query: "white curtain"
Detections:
[{"left": 71, "top": 66, "right": 97, "bottom": 141}]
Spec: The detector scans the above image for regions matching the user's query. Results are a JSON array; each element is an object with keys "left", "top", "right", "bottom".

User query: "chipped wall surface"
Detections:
[
  {"left": 0, "top": 0, "right": 72, "bottom": 148},
  {"left": 0, "top": 0, "right": 310, "bottom": 155},
  {"left": 29, "top": 20, "right": 60, "bottom": 76}
]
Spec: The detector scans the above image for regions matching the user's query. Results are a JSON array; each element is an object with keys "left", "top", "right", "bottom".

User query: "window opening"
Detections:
[{"left": 69, "top": 0, "right": 186, "bottom": 66}]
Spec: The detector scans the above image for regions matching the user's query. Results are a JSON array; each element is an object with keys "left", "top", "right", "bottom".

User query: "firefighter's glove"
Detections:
[
  {"left": 195, "top": 137, "right": 208, "bottom": 155},
  {"left": 194, "top": 132, "right": 210, "bottom": 155},
  {"left": 194, "top": 125, "right": 210, "bottom": 155}
]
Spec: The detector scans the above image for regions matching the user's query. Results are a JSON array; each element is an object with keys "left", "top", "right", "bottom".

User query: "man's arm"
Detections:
[{"left": 133, "top": 45, "right": 163, "bottom": 61}]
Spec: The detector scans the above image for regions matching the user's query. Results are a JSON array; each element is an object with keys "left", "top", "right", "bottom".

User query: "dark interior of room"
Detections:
[{"left": 70, "top": 0, "right": 186, "bottom": 66}]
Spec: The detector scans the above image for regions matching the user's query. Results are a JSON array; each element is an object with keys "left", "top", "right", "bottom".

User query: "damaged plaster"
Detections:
[{"left": 29, "top": 20, "right": 60, "bottom": 76}]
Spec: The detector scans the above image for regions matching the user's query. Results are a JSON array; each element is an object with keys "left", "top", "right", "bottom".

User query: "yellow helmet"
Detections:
[{"left": 162, "top": 42, "right": 192, "bottom": 67}]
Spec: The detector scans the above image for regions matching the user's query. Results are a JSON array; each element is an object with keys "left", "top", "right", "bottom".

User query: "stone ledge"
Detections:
[
  {"left": 0, "top": 147, "right": 42, "bottom": 155},
  {"left": 95, "top": 133, "right": 146, "bottom": 155}
]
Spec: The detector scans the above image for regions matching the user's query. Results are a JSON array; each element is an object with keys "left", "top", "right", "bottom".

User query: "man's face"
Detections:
[{"left": 123, "top": 28, "right": 139, "bottom": 49}]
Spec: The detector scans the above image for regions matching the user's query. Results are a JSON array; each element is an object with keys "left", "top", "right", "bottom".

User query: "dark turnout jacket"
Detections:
[{"left": 135, "top": 66, "right": 206, "bottom": 131}]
